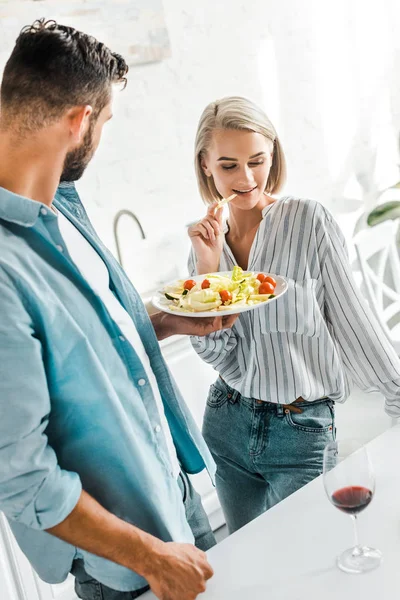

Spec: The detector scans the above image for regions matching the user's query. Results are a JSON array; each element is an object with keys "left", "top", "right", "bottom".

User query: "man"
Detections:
[{"left": 0, "top": 19, "right": 236, "bottom": 600}]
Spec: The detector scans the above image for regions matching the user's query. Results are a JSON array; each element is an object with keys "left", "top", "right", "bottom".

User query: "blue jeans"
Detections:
[
  {"left": 72, "top": 471, "right": 216, "bottom": 599},
  {"left": 202, "top": 377, "right": 335, "bottom": 534}
]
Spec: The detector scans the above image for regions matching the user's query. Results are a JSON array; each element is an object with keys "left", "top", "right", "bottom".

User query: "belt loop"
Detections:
[
  {"left": 219, "top": 375, "right": 239, "bottom": 404},
  {"left": 230, "top": 389, "right": 239, "bottom": 404},
  {"left": 276, "top": 403, "right": 284, "bottom": 417}
]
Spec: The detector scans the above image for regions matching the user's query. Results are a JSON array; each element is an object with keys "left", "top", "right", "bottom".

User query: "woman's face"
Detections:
[{"left": 201, "top": 128, "right": 274, "bottom": 209}]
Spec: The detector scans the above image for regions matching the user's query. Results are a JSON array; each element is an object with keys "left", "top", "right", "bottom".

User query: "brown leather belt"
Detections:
[
  {"left": 256, "top": 396, "right": 304, "bottom": 413},
  {"left": 219, "top": 376, "right": 304, "bottom": 413}
]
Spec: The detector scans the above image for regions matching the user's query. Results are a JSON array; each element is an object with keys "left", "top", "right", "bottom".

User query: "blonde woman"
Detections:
[{"left": 188, "top": 96, "right": 400, "bottom": 534}]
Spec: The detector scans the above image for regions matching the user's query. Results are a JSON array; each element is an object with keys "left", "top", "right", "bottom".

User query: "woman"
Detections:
[{"left": 188, "top": 96, "right": 400, "bottom": 534}]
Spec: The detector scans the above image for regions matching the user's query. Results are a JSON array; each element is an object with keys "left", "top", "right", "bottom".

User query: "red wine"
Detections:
[{"left": 331, "top": 486, "right": 373, "bottom": 515}]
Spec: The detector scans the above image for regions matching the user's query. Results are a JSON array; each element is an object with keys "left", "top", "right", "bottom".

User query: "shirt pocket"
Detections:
[{"left": 259, "top": 277, "right": 322, "bottom": 337}]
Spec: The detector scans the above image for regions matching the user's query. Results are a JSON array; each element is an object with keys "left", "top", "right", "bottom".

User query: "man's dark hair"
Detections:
[{"left": 0, "top": 18, "right": 128, "bottom": 131}]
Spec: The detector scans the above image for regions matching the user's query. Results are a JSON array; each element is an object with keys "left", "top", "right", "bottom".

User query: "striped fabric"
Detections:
[{"left": 188, "top": 197, "right": 400, "bottom": 416}]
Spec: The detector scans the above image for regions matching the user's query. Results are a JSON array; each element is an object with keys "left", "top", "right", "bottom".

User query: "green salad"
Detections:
[{"left": 163, "top": 266, "right": 277, "bottom": 313}]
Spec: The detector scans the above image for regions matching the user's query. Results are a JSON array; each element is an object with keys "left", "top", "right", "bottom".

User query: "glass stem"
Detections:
[{"left": 351, "top": 515, "right": 361, "bottom": 555}]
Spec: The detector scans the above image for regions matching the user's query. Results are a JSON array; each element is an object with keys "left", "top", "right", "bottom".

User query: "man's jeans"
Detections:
[
  {"left": 72, "top": 471, "right": 216, "bottom": 599},
  {"left": 203, "top": 376, "right": 335, "bottom": 534}
]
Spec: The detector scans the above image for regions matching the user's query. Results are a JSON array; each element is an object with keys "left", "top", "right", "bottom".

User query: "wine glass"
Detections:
[{"left": 323, "top": 439, "right": 382, "bottom": 574}]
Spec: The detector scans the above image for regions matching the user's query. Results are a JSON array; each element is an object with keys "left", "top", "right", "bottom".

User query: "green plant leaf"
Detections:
[{"left": 367, "top": 200, "right": 400, "bottom": 226}]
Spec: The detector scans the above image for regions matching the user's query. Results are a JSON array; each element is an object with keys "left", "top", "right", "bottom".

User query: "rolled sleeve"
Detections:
[
  {"left": 16, "top": 467, "right": 82, "bottom": 530},
  {"left": 0, "top": 273, "right": 82, "bottom": 529}
]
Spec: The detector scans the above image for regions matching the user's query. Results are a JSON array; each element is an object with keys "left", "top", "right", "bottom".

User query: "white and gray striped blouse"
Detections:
[{"left": 188, "top": 197, "right": 400, "bottom": 417}]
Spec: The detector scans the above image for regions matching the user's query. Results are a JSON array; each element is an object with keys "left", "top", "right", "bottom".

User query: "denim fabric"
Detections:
[
  {"left": 177, "top": 472, "right": 216, "bottom": 552},
  {"left": 73, "top": 471, "right": 216, "bottom": 599},
  {"left": 202, "top": 377, "right": 335, "bottom": 534}
]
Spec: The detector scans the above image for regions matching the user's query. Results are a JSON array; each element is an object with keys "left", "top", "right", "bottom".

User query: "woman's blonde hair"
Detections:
[{"left": 194, "top": 96, "right": 287, "bottom": 204}]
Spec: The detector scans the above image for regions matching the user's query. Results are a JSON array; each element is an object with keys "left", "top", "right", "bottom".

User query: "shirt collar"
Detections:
[
  {"left": 262, "top": 199, "right": 278, "bottom": 217},
  {"left": 58, "top": 181, "right": 75, "bottom": 189},
  {"left": 0, "top": 186, "right": 57, "bottom": 227}
]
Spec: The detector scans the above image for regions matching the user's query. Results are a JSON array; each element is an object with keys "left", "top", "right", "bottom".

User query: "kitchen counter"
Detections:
[{"left": 143, "top": 424, "right": 400, "bottom": 599}]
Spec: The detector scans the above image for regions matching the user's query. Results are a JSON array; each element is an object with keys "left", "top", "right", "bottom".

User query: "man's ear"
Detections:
[{"left": 67, "top": 105, "right": 93, "bottom": 144}]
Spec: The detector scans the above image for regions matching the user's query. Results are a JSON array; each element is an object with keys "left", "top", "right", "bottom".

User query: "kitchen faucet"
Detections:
[{"left": 113, "top": 209, "right": 146, "bottom": 267}]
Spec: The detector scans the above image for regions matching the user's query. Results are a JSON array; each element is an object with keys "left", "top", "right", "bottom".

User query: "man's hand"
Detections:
[
  {"left": 46, "top": 491, "right": 213, "bottom": 600},
  {"left": 141, "top": 540, "right": 214, "bottom": 600},
  {"left": 151, "top": 311, "right": 238, "bottom": 340}
]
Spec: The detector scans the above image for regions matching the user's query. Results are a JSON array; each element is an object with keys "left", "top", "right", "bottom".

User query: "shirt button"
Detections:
[
  {"left": 56, "top": 245, "right": 64, "bottom": 253},
  {"left": 154, "top": 425, "right": 161, "bottom": 433},
  {"left": 138, "top": 378, "right": 146, "bottom": 386},
  {"left": 40, "top": 207, "right": 47, "bottom": 216},
  {"left": 119, "top": 335, "right": 126, "bottom": 342}
]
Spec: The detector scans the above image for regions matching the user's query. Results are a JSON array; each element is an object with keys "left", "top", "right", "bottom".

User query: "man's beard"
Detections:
[{"left": 60, "top": 123, "right": 95, "bottom": 183}]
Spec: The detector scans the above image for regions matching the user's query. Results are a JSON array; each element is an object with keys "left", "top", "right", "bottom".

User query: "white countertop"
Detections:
[{"left": 143, "top": 425, "right": 400, "bottom": 599}]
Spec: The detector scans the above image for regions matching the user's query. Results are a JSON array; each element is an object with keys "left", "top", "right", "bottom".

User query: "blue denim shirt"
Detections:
[{"left": 0, "top": 182, "right": 215, "bottom": 592}]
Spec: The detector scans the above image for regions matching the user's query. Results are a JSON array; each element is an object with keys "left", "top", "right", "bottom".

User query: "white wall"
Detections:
[
  {"left": 1, "top": 0, "right": 400, "bottom": 287},
  {"left": 79, "top": 0, "right": 400, "bottom": 250}
]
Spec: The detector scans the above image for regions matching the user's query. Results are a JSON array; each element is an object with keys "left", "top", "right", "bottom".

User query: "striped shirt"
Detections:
[{"left": 188, "top": 197, "right": 400, "bottom": 417}]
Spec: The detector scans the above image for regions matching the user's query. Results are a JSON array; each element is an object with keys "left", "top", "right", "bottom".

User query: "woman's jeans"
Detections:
[
  {"left": 203, "top": 376, "right": 335, "bottom": 534},
  {"left": 72, "top": 470, "right": 216, "bottom": 599}
]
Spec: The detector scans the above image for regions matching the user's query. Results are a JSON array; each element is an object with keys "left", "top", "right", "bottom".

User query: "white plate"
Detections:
[{"left": 151, "top": 271, "right": 288, "bottom": 317}]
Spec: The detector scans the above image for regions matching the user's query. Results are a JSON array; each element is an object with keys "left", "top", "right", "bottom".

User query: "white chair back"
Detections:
[{"left": 353, "top": 221, "right": 400, "bottom": 354}]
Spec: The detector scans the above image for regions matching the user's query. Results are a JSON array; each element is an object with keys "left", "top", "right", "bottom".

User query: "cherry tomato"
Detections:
[
  {"left": 201, "top": 279, "right": 211, "bottom": 289},
  {"left": 264, "top": 276, "right": 276, "bottom": 288},
  {"left": 183, "top": 279, "right": 196, "bottom": 291},
  {"left": 219, "top": 290, "right": 232, "bottom": 303},
  {"left": 259, "top": 281, "right": 275, "bottom": 295},
  {"left": 256, "top": 273, "right": 266, "bottom": 283}
]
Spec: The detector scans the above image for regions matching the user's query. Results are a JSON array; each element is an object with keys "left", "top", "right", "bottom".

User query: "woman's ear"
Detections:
[{"left": 201, "top": 156, "right": 212, "bottom": 177}]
